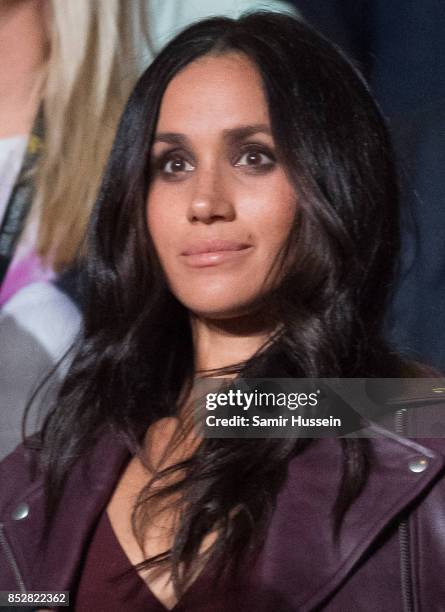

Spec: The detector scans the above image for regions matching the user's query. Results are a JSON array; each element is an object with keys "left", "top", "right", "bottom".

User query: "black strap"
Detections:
[{"left": 0, "top": 108, "right": 45, "bottom": 286}]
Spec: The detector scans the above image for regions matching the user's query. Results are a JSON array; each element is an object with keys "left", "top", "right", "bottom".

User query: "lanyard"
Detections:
[{"left": 0, "top": 108, "right": 45, "bottom": 286}]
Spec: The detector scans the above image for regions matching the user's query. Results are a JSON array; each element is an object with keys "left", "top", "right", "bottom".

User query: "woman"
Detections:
[
  {"left": 0, "top": 0, "right": 291, "bottom": 459},
  {"left": 1, "top": 12, "right": 444, "bottom": 611}
]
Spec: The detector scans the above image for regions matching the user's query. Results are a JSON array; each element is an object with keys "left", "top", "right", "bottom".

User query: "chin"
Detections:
[
  {"left": 171, "top": 276, "right": 262, "bottom": 315},
  {"left": 190, "top": 304, "right": 253, "bottom": 321},
  {"left": 179, "top": 295, "right": 257, "bottom": 321}
]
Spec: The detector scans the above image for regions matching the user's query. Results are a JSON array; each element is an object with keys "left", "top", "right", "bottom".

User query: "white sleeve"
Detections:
[
  {"left": 1, "top": 281, "right": 81, "bottom": 361},
  {"left": 0, "top": 282, "right": 81, "bottom": 460}
]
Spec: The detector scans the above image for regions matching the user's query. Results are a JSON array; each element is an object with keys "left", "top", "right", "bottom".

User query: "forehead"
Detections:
[{"left": 155, "top": 53, "right": 270, "bottom": 133}]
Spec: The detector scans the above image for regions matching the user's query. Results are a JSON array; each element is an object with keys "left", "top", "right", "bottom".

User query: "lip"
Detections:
[{"left": 181, "top": 240, "right": 252, "bottom": 268}]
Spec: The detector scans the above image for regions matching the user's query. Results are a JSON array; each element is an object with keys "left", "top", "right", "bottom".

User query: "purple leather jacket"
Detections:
[{"left": 1, "top": 416, "right": 445, "bottom": 611}]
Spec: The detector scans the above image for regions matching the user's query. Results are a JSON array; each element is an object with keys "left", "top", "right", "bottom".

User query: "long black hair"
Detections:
[{"left": 39, "top": 12, "right": 404, "bottom": 592}]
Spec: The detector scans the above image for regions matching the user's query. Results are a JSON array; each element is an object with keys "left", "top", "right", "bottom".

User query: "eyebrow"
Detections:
[{"left": 153, "top": 124, "right": 272, "bottom": 147}]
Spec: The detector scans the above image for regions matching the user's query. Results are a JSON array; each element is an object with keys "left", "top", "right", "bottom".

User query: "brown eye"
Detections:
[
  {"left": 234, "top": 148, "right": 275, "bottom": 169},
  {"left": 246, "top": 152, "right": 265, "bottom": 165},
  {"left": 163, "top": 157, "right": 195, "bottom": 174}
]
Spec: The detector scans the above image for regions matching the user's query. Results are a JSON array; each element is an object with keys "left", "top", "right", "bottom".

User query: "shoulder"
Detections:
[
  {"left": 0, "top": 430, "right": 130, "bottom": 521},
  {"left": 0, "top": 432, "right": 131, "bottom": 592},
  {"left": 263, "top": 430, "right": 445, "bottom": 609}
]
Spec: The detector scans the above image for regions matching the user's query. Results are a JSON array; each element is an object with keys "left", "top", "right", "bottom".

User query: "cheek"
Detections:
[
  {"left": 146, "top": 188, "right": 175, "bottom": 260},
  {"left": 244, "top": 176, "right": 297, "bottom": 250}
]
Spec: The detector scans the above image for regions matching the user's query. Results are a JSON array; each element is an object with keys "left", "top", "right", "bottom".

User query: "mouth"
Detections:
[{"left": 181, "top": 240, "right": 253, "bottom": 268}]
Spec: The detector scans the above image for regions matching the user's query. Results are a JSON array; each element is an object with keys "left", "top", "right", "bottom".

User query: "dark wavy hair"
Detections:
[{"left": 39, "top": 12, "right": 405, "bottom": 593}]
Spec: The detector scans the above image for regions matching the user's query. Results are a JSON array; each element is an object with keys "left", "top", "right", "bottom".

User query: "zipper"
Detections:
[
  {"left": 395, "top": 408, "right": 414, "bottom": 612},
  {"left": 0, "top": 523, "right": 26, "bottom": 593}
]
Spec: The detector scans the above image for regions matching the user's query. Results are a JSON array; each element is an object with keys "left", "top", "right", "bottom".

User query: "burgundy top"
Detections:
[
  {"left": 74, "top": 510, "right": 167, "bottom": 612},
  {"left": 73, "top": 511, "right": 253, "bottom": 612}
]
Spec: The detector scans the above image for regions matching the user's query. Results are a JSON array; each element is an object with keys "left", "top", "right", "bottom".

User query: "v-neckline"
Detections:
[{"left": 104, "top": 509, "right": 213, "bottom": 611}]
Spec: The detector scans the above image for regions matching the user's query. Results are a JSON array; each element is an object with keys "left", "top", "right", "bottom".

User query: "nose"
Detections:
[{"left": 187, "top": 165, "right": 235, "bottom": 224}]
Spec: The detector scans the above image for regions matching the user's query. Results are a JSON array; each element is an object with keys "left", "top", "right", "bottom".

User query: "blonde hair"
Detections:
[{"left": 35, "top": 0, "right": 152, "bottom": 270}]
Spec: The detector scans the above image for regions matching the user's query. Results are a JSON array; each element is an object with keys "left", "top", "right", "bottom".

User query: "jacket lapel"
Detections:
[
  {"left": 255, "top": 432, "right": 445, "bottom": 611},
  {"left": 0, "top": 431, "right": 129, "bottom": 592}
]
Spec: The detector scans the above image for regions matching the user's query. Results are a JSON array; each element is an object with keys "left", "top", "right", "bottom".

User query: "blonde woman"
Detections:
[
  {"left": 0, "top": 0, "right": 152, "bottom": 460},
  {"left": 0, "top": 1, "right": 148, "bottom": 299}
]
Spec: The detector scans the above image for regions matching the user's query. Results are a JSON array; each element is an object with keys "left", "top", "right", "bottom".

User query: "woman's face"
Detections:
[{"left": 147, "top": 53, "right": 297, "bottom": 319}]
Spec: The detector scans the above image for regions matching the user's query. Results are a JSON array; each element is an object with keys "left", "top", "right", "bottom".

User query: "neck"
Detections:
[
  {"left": 0, "top": 0, "right": 48, "bottom": 138},
  {"left": 192, "top": 313, "right": 274, "bottom": 373}
]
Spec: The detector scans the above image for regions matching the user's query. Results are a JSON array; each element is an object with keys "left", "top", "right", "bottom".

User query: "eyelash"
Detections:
[
  {"left": 152, "top": 144, "right": 276, "bottom": 180},
  {"left": 234, "top": 146, "right": 276, "bottom": 170}
]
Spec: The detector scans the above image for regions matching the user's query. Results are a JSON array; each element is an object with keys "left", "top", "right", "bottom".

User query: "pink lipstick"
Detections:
[{"left": 181, "top": 240, "right": 252, "bottom": 267}]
